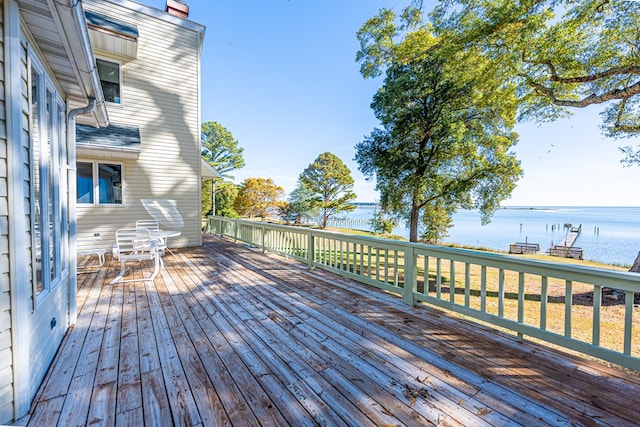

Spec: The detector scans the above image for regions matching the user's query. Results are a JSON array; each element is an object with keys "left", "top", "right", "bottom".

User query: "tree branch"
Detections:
[
  {"left": 543, "top": 63, "right": 640, "bottom": 84},
  {"left": 613, "top": 98, "right": 640, "bottom": 133},
  {"left": 529, "top": 79, "right": 640, "bottom": 108}
]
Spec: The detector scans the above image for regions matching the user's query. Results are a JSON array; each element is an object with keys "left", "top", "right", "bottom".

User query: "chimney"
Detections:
[{"left": 165, "top": 0, "right": 189, "bottom": 19}]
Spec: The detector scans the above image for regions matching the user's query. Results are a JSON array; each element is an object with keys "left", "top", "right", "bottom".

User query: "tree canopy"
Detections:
[
  {"left": 214, "top": 181, "right": 239, "bottom": 218},
  {"left": 281, "top": 181, "right": 318, "bottom": 225},
  {"left": 355, "top": 34, "right": 522, "bottom": 242},
  {"left": 234, "top": 177, "right": 285, "bottom": 220},
  {"left": 358, "top": 1, "right": 640, "bottom": 163},
  {"left": 299, "top": 152, "right": 357, "bottom": 229},
  {"left": 201, "top": 121, "right": 245, "bottom": 178}
]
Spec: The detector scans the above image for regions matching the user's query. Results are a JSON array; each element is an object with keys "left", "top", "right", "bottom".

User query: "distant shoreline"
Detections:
[
  {"left": 341, "top": 205, "right": 640, "bottom": 266},
  {"left": 354, "top": 204, "right": 640, "bottom": 209},
  {"left": 500, "top": 205, "right": 640, "bottom": 209}
]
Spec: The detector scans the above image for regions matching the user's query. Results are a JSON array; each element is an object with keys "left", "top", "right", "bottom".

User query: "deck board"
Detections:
[{"left": 19, "top": 235, "right": 640, "bottom": 426}]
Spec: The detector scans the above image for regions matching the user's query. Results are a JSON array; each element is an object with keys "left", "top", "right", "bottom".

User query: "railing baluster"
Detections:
[
  {"left": 394, "top": 250, "right": 399, "bottom": 287},
  {"left": 540, "top": 276, "right": 548, "bottom": 330},
  {"left": 343, "top": 240, "right": 347, "bottom": 271},
  {"left": 592, "top": 284, "right": 601, "bottom": 346},
  {"left": 436, "top": 258, "right": 442, "bottom": 299},
  {"left": 346, "top": 242, "right": 351, "bottom": 273},
  {"left": 307, "top": 233, "right": 314, "bottom": 269},
  {"left": 624, "top": 291, "right": 633, "bottom": 355},
  {"left": 384, "top": 249, "right": 389, "bottom": 284},
  {"left": 344, "top": 242, "right": 349, "bottom": 272},
  {"left": 480, "top": 265, "right": 487, "bottom": 312},
  {"left": 518, "top": 272, "right": 524, "bottom": 342},
  {"left": 464, "top": 263, "right": 470, "bottom": 307},
  {"left": 323, "top": 238, "right": 327, "bottom": 265},
  {"left": 333, "top": 238, "right": 338, "bottom": 268},
  {"left": 449, "top": 260, "right": 456, "bottom": 303},
  {"left": 423, "top": 256, "right": 429, "bottom": 295},
  {"left": 346, "top": 242, "right": 350, "bottom": 272},
  {"left": 498, "top": 269, "right": 505, "bottom": 317},
  {"left": 565, "top": 280, "right": 573, "bottom": 338}
]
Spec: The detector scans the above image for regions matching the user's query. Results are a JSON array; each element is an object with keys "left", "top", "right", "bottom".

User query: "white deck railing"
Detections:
[{"left": 207, "top": 216, "right": 640, "bottom": 371}]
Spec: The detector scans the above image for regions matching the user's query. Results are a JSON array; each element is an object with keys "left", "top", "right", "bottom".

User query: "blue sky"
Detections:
[{"left": 140, "top": 0, "right": 640, "bottom": 206}]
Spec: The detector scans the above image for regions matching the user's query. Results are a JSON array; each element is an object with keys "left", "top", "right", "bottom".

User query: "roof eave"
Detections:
[{"left": 49, "top": 0, "right": 109, "bottom": 127}]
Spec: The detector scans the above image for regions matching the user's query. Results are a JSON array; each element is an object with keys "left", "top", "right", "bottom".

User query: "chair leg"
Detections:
[
  {"left": 110, "top": 260, "right": 127, "bottom": 284},
  {"left": 148, "top": 253, "right": 160, "bottom": 282}
]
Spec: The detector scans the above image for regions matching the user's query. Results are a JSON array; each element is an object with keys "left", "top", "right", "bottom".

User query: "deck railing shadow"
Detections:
[{"left": 207, "top": 216, "right": 640, "bottom": 371}]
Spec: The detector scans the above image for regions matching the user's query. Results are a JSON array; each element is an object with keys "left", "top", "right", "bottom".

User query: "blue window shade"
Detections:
[
  {"left": 77, "top": 162, "right": 94, "bottom": 204},
  {"left": 98, "top": 163, "right": 122, "bottom": 204}
]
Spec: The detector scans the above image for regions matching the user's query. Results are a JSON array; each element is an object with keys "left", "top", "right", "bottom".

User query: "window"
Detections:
[
  {"left": 29, "top": 53, "right": 67, "bottom": 300},
  {"left": 96, "top": 58, "right": 121, "bottom": 104},
  {"left": 77, "top": 161, "right": 123, "bottom": 205}
]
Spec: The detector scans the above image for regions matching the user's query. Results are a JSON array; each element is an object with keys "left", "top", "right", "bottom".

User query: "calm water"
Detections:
[{"left": 339, "top": 206, "right": 640, "bottom": 266}]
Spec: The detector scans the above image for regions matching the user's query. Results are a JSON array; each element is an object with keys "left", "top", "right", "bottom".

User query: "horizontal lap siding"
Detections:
[
  {"left": 0, "top": 1, "right": 12, "bottom": 423},
  {"left": 78, "top": 0, "right": 202, "bottom": 249}
]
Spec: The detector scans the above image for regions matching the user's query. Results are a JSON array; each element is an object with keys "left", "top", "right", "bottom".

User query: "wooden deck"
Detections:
[{"left": 20, "top": 235, "right": 640, "bottom": 426}]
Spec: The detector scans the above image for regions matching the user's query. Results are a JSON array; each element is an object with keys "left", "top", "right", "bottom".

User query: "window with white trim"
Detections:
[
  {"left": 29, "top": 52, "right": 68, "bottom": 299},
  {"left": 96, "top": 58, "right": 122, "bottom": 104},
  {"left": 77, "top": 161, "right": 123, "bottom": 205}
]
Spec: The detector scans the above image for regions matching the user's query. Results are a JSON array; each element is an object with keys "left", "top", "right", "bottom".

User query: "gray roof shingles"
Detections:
[
  {"left": 76, "top": 123, "right": 141, "bottom": 150},
  {"left": 85, "top": 10, "right": 139, "bottom": 39}
]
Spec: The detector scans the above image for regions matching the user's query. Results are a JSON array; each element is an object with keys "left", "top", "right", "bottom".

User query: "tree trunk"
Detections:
[
  {"left": 409, "top": 203, "right": 420, "bottom": 242},
  {"left": 629, "top": 251, "right": 640, "bottom": 273},
  {"left": 322, "top": 209, "right": 329, "bottom": 229}
]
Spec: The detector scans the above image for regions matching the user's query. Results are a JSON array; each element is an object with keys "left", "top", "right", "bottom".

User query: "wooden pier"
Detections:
[
  {"left": 509, "top": 242, "right": 540, "bottom": 254},
  {"left": 558, "top": 224, "right": 582, "bottom": 247},
  {"left": 549, "top": 224, "right": 583, "bottom": 259}
]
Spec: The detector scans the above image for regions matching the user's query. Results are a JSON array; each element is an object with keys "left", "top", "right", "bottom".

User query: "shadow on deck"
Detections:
[{"left": 20, "top": 235, "right": 640, "bottom": 426}]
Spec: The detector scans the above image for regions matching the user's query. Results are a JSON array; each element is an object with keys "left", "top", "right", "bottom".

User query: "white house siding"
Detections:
[
  {"left": 21, "top": 24, "right": 71, "bottom": 409},
  {"left": 0, "top": 1, "right": 12, "bottom": 422},
  {"left": 77, "top": 0, "right": 203, "bottom": 249}
]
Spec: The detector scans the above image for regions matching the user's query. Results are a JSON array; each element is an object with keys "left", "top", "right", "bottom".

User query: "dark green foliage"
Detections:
[
  {"left": 300, "top": 152, "right": 357, "bottom": 229},
  {"left": 356, "top": 9, "right": 522, "bottom": 242}
]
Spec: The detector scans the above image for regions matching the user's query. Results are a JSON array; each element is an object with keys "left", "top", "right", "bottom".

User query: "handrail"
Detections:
[{"left": 207, "top": 216, "right": 640, "bottom": 371}]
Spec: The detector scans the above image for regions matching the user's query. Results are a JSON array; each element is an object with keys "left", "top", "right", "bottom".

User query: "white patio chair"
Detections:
[
  {"left": 110, "top": 228, "right": 160, "bottom": 284},
  {"left": 77, "top": 236, "right": 106, "bottom": 273},
  {"left": 136, "top": 219, "right": 167, "bottom": 253}
]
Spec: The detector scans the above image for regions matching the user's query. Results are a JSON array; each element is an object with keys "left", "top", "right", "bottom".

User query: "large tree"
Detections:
[
  {"left": 356, "top": 9, "right": 522, "bottom": 243},
  {"left": 300, "top": 152, "right": 357, "bottom": 229},
  {"left": 234, "top": 177, "right": 285, "bottom": 220},
  {"left": 201, "top": 121, "right": 245, "bottom": 178},
  {"left": 280, "top": 181, "right": 318, "bottom": 225},
  {"left": 215, "top": 181, "right": 239, "bottom": 218},
  {"left": 201, "top": 121, "right": 245, "bottom": 216},
  {"left": 366, "top": 1, "right": 640, "bottom": 163}
]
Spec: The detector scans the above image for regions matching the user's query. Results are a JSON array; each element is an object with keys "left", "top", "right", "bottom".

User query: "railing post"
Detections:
[
  {"left": 307, "top": 232, "right": 315, "bottom": 270},
  {"left": 234, "top": 219, "right": 239, "bottom": 242},
  {"left": 261, "top": 223, "right": 266, "bottom": 253},
  {"left": 403, "top": 246, "right": 417, "bottom": 306}
]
